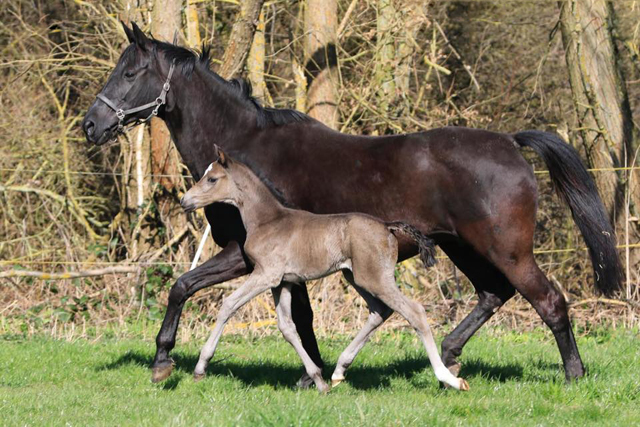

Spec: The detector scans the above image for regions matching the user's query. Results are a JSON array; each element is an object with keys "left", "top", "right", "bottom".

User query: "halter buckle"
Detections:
[{"left": 116, "top": 109, "right": 125, "bottom": 120}]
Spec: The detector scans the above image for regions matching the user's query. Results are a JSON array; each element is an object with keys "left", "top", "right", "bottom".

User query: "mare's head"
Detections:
[
  {"left": 181, "top": 147, "right": 238, "bottom": 212},
  {"left": 82, "top": 22, "right": 182, "bottom": 145}
]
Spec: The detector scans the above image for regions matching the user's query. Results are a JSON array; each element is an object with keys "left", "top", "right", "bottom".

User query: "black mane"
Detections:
[{"left": 152, "top": 40, "right": 309, "bottom": 129}]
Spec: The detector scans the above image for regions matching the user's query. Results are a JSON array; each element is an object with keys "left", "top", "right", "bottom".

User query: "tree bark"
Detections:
[
  {"left": 559, "top": 0, "right": 639, "bottom": 232},
  {"left": 304, "top": 0, "right": 338, "bottom": 129},
  {"left": 394, "top": 1, "right": 428, "bottom": 100},
  {"left": 151, "top": 0, "right": 183, "bottom": 193},
  {"left": 247, "top": 9, "right": 269, "bottom": 103},
  {"left": 185, "top": 0, "right": 201, "bottom": 48},
  {"left": 375, "top": 0, "right": 396, "bottom": 113},
  {"left": 218, "top": 0, "right": 266, "bottom": 79}
]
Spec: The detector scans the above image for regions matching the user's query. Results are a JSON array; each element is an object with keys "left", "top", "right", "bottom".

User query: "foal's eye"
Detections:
[
  {"left": 207, "top": 177, "right": 217, "bottom": 184},
  {"left": 124, "top": 70, "right": 135, "bottom": 79}
]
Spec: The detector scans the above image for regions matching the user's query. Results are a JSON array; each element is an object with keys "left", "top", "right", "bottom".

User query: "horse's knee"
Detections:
[
  {"left": 536, "top": 289, "right": 570, "bottom": 332},
  {"left": 167, "top": 276, "right": 189, "bottom": 306}
]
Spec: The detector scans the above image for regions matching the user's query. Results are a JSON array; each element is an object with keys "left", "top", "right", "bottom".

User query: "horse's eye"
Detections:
[
  {"left": 207, "top": 177, "right": 217, "bottom": 184},
  {"left": 124, "top": 70, "right": 135, "bottom": 79}
]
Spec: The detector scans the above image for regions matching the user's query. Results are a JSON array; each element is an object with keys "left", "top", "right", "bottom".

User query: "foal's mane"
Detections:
[{"left": 145, "top": 40, "right": 310, "bottom": 129}]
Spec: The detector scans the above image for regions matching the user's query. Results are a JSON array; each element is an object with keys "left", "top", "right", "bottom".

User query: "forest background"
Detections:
[{"left": 1, "top": 0, "right": 639, "bottom": 341}]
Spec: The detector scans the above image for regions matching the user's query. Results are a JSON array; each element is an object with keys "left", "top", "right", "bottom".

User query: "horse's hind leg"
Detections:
[
  {"left": 331, "top": 270, "right": 393, "bottom": 387},
  {"left": 274, "top": 283, "right": 330, "bottom": 393},
  {"left": 438, "top": 241, "right": 516, "bottom": 375},
  {"left": 497, "top": 255, "right": 585, "bottom": 381}
]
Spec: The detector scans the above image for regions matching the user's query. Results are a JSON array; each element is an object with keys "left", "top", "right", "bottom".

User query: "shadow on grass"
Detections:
[
  {"left": 459, "top": 358, "right": 524, "bottom": 382},
  {"left": 97, "top": 350, "right": 537, "bottom": 390}
]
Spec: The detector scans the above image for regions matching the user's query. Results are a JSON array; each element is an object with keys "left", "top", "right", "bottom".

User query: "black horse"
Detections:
[{"left": 82, "top": 23, "right": 621, "bottom": 385}]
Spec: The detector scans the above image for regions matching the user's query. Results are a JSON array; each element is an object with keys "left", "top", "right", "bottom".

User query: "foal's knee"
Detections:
[{"left": 277, "top": 315, "right": 297, "bottom": 339}]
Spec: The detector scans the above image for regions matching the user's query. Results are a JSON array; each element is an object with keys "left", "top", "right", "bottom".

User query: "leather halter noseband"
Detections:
[{"left": 96, "top": 61, "right": 175, "bottom": 135}]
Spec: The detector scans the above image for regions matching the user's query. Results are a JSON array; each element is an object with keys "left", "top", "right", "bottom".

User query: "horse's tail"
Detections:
[
  {"left": 513, "top": 130, "right": 622, "bottom": 296},
  {"left": 386, "top": 222, "right": 437, "bottom": 269}
]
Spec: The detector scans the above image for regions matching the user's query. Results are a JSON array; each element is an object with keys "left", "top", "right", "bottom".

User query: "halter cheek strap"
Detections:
[{"left": 96, "top": 60, "right": 176, "bottom": 135}]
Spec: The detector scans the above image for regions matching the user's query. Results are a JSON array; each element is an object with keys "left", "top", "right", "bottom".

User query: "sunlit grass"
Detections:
[{"left": 0, "top": 328, "right": 638, "bottom": 426}]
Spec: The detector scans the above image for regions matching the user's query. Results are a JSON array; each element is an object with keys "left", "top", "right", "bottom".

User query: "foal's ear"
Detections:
[
  {"left": 131, "top": 22, "right": 150, "bottom": 51},
  {"left": 121, "top": 21, "right": 135, "bottom": 44},
  {"left": 214, "top": 145, "right": 228, "bottom": 168}
]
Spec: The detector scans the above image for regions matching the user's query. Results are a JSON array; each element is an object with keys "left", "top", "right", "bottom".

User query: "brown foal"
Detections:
[{"left": 180, "top": 147, "right": 469, "bottom": 392}]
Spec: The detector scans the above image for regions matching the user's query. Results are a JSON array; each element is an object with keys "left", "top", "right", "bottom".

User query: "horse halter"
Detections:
[{"left": 96, "top": 60, "right": 175, "bottom": 135}]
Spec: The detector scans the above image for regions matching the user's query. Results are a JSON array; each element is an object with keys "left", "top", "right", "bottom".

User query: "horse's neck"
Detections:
[
  {"left": 232, "top": 164, "right": 285, "bottom": 234},
  {"left": 163, "top": 67, "right": 257, "bottom": 179}
]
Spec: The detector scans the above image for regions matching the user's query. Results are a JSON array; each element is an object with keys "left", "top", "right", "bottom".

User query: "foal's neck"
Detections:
[{"left": 231, "top": 164, "right": 285, "bottom": 234}]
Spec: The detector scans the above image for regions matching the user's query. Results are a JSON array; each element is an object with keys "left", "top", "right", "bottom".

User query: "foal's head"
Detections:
[{"left": 181, "top": 148, "right": 237, "bottom": 212}]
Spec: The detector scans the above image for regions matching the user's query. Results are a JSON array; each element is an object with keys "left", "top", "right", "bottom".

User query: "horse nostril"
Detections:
[{"left": 83, "top": 119, "right": 95, "bottom": 136}]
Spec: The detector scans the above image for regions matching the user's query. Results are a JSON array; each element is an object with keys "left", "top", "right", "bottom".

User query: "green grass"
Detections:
[{"left": 0, "top": 329, "right": 638, "bottom": 426}]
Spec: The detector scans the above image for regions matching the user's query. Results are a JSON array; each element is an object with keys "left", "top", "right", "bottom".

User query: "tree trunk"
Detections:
[
  {"left": 375, "top": 0, "right": 396, "bottom": 113},
  {"left": 304, "top": 0, "right": 338, "bottom": 129},
  {"left": 247, "top": 9, "right": 270, "bottom": 103},
  {"left": 218, "top": 0, "right": 266, "bottom": 79},
  {"left": 150, "top": 0, "right": 189, "bottom": 263},
  {"left": 151, "top": 0, "right": 183, "bottom": 193},
  {"left": 394, "top": 1, "right": 428, "bottom": 100},
  {"left": 186, "top": 0, "right": 201, "bottom": 48},
  {"left": 559, "top": 0, "right": 639, "bottom": 232}
]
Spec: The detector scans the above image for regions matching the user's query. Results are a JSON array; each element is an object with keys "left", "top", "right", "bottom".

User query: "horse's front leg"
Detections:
[
  {"left": 277, "top": 282, "right": 325, "bottom": 389},
  {"left": 152, "top": 241, "right": 248, "bottom": 383},
  {"left": 194, "top": 270, "right": 280, "bottom": 379}
]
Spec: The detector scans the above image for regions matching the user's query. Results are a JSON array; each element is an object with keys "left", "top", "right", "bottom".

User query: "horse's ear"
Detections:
[
  {"left": 131, "top": 22, "right": 150, "bottom": 51},
  {"left": 121, "top": 21, "right": 135, "bottom": 44}
]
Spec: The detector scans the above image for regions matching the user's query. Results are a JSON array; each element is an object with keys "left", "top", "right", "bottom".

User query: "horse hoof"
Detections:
[
  {"left": 296, "top": 373, "right": 315, "bottom": 390},
  {"left": 193, "top": 372, "right": 206, "bottom": 382},
  {"left": 331, "top": 377, "right": 344, "bottom": 388},
  {"left": 151, "top": 363, "right": 174, "bottom": 383},
  {"left": 459, "top": 378, "right": 470, "bottom": 391}
]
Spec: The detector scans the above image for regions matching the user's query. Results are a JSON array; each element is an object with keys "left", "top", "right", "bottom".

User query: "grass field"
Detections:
[{"left": 0, "top": 328, "right": 638, "bottom": 426}]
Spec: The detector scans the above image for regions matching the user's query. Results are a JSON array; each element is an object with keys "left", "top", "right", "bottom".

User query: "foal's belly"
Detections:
[{"left": 281, "top": 259, "right": 352, "bottom": 283}]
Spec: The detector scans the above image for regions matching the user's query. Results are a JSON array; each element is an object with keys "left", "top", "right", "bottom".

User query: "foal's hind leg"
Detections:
[
  {"left": 352, "top": 257, "right": 468, "bottom": 390},
  {"left": 274, "top": 283, "right": 330, "bottom": 393},
  {"left": 331, "top": 271, "right": 393, "bottom": 387}
]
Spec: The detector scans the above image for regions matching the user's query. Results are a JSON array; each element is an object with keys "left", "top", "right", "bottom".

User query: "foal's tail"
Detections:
[
  {"left": 513, "top": 130, "right": 622, "bottom": 296},
  {"left": 386, "top": 222, "right": 437, "bottom": 268}
]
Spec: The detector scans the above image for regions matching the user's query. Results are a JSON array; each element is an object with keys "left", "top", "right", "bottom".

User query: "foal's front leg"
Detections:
[
  {"left": 194, "top": 271, "right": 279, "bottom": 380},
  {"left": 274, "top": 283, "right": 330, "bottom": 393}
]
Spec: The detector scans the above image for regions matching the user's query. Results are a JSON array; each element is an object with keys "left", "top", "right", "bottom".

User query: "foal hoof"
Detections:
[
  {"left": 458, "top": 378, "right": 470, "bottom": 391},
  {"left": 151, "top": 363, "right": 174, "bottom": 383},
  {"left": 317, "top": 381, "right": 331, "bottom": 394},
  {"left": 193, "top": 372, "right": 206, "bottom": 382},
  {"left": 331, "top": 376, "right": 345, "bottom": 388}
]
